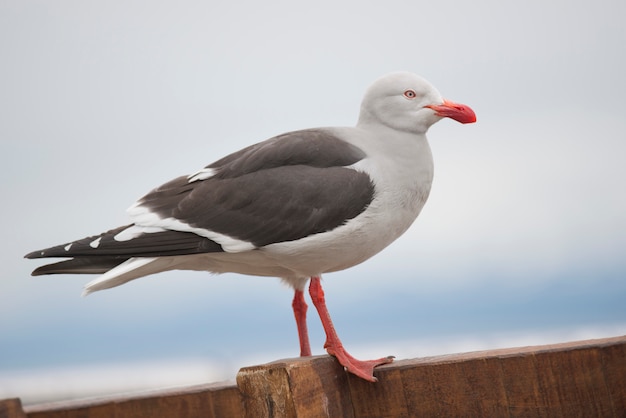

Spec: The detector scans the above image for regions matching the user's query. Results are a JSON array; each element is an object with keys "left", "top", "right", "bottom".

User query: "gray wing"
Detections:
[
  {"left": 135, "top": 128, "right": 375, "bottom": 247},
  {"left": 25, "top": 128, "right": 375, "bottom": 274}
]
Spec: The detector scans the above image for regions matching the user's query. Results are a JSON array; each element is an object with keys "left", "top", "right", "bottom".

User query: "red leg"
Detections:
[
  {"left": 292, "top": 289, "right": 312, "bottom": 357},
  {"left": 308, "top": 276, "right": 393, "bottom": 382}
]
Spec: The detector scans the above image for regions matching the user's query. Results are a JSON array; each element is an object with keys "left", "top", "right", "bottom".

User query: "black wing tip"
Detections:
[
  {"left": 24, "top": 250, "right": 46, "bottom": 259},
  {"left": 28, "top": 257, "right": 129, "bottom": 276},
  {"left": 30, "top": 262, "right": 63, "bottom": 276},
  {"left": 28, "top": 259, "right": 74, "bottom": 276},
  {"left": 24, "top": 247, "right": 69, "bottom": 259},
  {"left": 30, "top": 267, "right": 49, "bottom": 276}
]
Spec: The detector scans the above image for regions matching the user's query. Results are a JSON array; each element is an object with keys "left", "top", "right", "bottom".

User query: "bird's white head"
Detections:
[{"left": 357, "top": 71, "right": 476, "bottom": 134}]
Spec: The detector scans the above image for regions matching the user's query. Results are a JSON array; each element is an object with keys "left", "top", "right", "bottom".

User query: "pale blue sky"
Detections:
[{"left": 1, "top": 0, "right": 625, "bottom": 403}]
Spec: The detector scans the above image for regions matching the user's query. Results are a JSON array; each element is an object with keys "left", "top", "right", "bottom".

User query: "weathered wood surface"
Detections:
[
  {"left": 22, "top": 381, "right": 244, "bottom": 418},
  {"left": 238, "top": 335, "right": 626, "bottom": 417},
  {"left": 0, "top": 398, "right": 26, "bottom": 418},
  {"left": 237, "top": 355, "right": 355, "bottom": 417},
  {"left": 7, "top": 335, "right": 625, "bottom": 417},
  {"left": 345, "top": 336, "right": 626, "bottom": 418}
]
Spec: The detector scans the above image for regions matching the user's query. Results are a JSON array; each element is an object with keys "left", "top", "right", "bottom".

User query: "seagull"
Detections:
[{"left": 25, "top": 71, "right": 476, "bottom": 382}]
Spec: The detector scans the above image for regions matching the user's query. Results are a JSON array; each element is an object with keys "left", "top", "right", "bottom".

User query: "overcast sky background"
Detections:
[{"left": 1, "top": 0, "right": 625, "bottom": 404}]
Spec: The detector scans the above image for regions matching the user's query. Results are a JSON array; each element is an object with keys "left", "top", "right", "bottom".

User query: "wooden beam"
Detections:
[
  {"left": 0, "top": 399, "right": 26, "bottom": 418},
  {"left": 19, "top": 335, "right": 626, "bottom": 417},
  {"left": 347, "top": 335, "right": 626, "bottom": 417},
  {"left": 236, "top": 335, "right": 626, "bottom": 417},
  {"left": 237, "top": 355, "right": 354, "bottom": 418},
  {"left": 24, "top": 382, "right": 243, "bottom": 418}
]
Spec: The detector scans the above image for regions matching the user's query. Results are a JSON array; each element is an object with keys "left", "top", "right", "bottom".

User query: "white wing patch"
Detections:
[
  {"left": 114, "top": 225, "right": 168, "bottom": 241},
  {"left": 122, "top": 202, "right": 256, "bottom": 253},
  {"left": 89, "top": 237, "right": 102, "bottom": 248},
  {"left": 187, "top": 167, "right": 216, "bottom": 183}
]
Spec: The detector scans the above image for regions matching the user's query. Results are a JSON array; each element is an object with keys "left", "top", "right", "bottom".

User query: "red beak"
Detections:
[{"left": 425, "top": 99, "right": 477, "bottom": 124}]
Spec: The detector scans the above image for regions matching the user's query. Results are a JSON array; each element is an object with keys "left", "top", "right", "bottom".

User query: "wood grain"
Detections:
[
  {"left": 17, "top": 335, "right": 626, "bottom": 418},
  {"left": 0, "top": 399, "right": 26, "bottom": 418},
  {"left": 24, "top": 382, "right": 243, "bottom": 418}
]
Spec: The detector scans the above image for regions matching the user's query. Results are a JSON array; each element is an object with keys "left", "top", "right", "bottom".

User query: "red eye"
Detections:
[{"left": 403, "top": 89, "right": 417, "bottom": 99}]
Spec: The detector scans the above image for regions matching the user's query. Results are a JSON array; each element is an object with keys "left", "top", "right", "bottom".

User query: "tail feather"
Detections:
[{"left": 82, "top": 257, "right": 180, "bottom": 296}]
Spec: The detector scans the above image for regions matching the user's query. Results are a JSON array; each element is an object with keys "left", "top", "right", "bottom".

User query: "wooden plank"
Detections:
[
  {"left": 0, "top": 399, "right": 27, "bottom": 418},
  {"left": 348, "top": 335, "right": 626, "bottom": 417},
  {"left": 24, "top": 381, "right": 243, "bottom": 418},
  {"left": 532, "top": 342, "right": 610, "bottom": 416},
  {"left": 19, "top": 335, "right": 626, "bottom": 417},
  {"left": 601, "top": 337, "right": 626, "bottom": 415},
  {"left": 348, "top": 352, "right": 511, "bottom": 416},
  {"left": 237, "top": 355, "right": 354, "bottom": 418}
]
